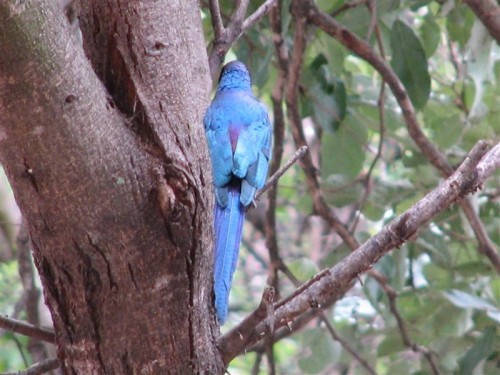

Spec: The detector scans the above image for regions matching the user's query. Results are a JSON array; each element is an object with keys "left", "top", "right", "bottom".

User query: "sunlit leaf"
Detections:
[
  {"left": 444, "top": 290, "right": 499, "bottom": 319},
  {"left": 466, "top": 20, "right": 495, "bottom": 122}
]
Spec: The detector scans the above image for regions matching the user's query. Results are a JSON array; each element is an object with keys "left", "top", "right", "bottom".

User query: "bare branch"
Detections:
[
  {"left": 322, "top": 318, "right": 377, "bottom": 375},
  {"left": 256, "top": 146, "right": 308, "bottom": 200},
  {"left": 464, "top": 0, "right": 500, "bottom": 44},
  {"left": 232, "top": 0, "right": 251, "bottom": 24},
  {"left": 0, "top": 315, "right": 55, "bottom": 344},
  {"left": 331, "top": 0, "right": 367, "bottom": 18},
  {"left": 16, "top": 220, "right": 51, "bottom": 363},
  {"left": 242, "top": 0, "right": 278, "bottom": 31},
  {"left": 1, "top": 358, "right": 59, "bottom": 375},
  {"left": 219, "top": 288, "right": 275, "bottom": 365},
  {"left": 283, "top": 263, "right": 377, "bottom": 374},
  {"left": 218, "top": 140, "right": 497, "bottom": 363},
  {"left": 350, "top": 3, "right": 386, "bottom": 233},
  {"left": 265, "top": 2, "right": 289, "bottom": 301},
  {"left": 208, "top": 0, "right": 225, "bottom": 40},
  {"left": 369, "top": 272, "right": 441, "bottom": 375},
  {"left": 251, "top": 352, "right": 264, "bottom": 375},
  {"left": 208, "top": 0, "right": 278, "bottom": 79},
  {"left": 208, "top": 0, "right": 251, "bottom": 78},
  {"left": 477, "top": 142, "right": 500, "bottom": 178},
  {"left": 285, "top": 1, "right": 359, "bottom": 251}
]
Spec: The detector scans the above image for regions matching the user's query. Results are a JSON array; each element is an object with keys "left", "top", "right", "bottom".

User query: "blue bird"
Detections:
[{"left": 204, "top": 61, "right": 272, "bottom": 324}]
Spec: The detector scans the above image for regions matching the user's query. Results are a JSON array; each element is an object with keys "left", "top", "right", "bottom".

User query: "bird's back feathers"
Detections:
[{"left": 204, "top": 60, "right": 272, "bottom": 323}]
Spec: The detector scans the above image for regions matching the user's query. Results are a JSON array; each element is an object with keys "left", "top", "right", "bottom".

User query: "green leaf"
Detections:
[
  {"left": 308, "top": 55, "right": 347, "bottom": 131},
  {"left": 446, "top": 4, "right": 475, "bottom": 47},
  {"left": 390, "top": 20, "right": 431, "bottom": 110},
  {"left": 458, "top": 326, "right": 497, "bottom": 375},
  {"left": 316, "top": 0, "right": 344, "bottom": 13},
  {"left": 320, "top": 115, "right": 367, "bottom": 178},
  {"left": 288, "top": 258, "right": 319, "bottom": 282},
  {"left": 420, "top": 15, "right": 441, "bottom": 58},
  {"left": 377, "top": 331, "right": 406, "bottom": 357},
  {"left": 317, "top": 32, "right": 347, "bottom": 77},
  {"left": 443, "top": 290, "right": 497, "bottom": 310},
  {"left": 466, "top": 20, "right": 495, "bottom": 123},
  {"left": 427, "top": 112, "right": 463, "bottom": 150},
  {"left": 362, "top": 201, "right": 386, "bottom": 221},
  {"left": 443, "top": 290, "right": 500, "bottom": 323},
  {"left": 410, "top": 0, "right": 432, "bottom": 11},
  {"left": 298, "top": 328, "right": 341, "bottom": 374}
]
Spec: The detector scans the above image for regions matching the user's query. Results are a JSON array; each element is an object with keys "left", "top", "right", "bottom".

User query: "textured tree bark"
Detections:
[
  {"left": 464, "top": 0, "right": 500, "bottom": 44},
  {"left": 0, "top": 0, "right": 221, "bottom": 373}
]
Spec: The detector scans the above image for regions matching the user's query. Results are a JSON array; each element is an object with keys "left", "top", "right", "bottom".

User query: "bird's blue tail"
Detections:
[{"left": 213, "top": 186, "right": 245, "bottom": 324}]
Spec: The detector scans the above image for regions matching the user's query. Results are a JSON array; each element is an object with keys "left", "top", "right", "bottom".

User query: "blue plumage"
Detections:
[{"left": 204, "top": 61, "right": 272, "bottom": 324}]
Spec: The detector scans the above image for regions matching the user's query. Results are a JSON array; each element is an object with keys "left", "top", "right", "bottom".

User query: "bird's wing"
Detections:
[
  {"left": 204, "top": 103, "right": 234, "bottom": 207},
  {"left": 234, "top": 106, "right": 272, "bottom": 205}
]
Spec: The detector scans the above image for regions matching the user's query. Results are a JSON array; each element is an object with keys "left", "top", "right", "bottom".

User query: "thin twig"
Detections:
[
  {"left": 0, "top": 315, "right": 55, "bottom": 344},
  {"left": 1, "top": 358, "right": 59, "bottom": 375},
  {"left": 350, "top": 4, "right": 386, "bottom": 233},
  {"left": 287, "top": 1, "right": 359, "bottom": 251},
  {"left": 331, "top": 0, "right": 367, "bottom": 18},
  {"left": 369, "top": 272, "right": 441, "bottom": 375},
  {"left": 17, "top": 220, "right": 51, "bottom": 364},
  {"left": 265, "top": 0, "right": 289, "bottom": 302},
  {"left": 251, "top": 352, "right": 264, "bottom": 375},
  {"left": 208, "top": 0, "right": 278, "bottom": 79},
  {"left": 256, "top": 146, "right": 308, "bottom": 201},
  {"left": 242, "top": 0, "right": 278, "bottom": 31},
  {"left": 365, "top": 0, "right": 377, "bottom": 40},
  {"left": 208, "top": 0, "right": 224, "bottom": 40},
  {"left": 322, "top": 318, "right": 377, "bottom": 375},
  {"left": 282, "top": 263, "right": 377, "bottom": 374}
]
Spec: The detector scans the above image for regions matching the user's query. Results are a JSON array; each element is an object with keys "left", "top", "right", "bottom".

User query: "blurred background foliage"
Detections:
[{"left": 1, "top": 0, "right": 499, "bottom": 374}]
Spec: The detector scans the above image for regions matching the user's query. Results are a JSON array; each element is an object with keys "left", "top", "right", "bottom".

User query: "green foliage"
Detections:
[
  {"left": 0, "top": 261, "right": 23, "bottom": 315},
  {"left": 457, "top": 326, "right": 497, "bottom": 375},
  {"left": 0, "top": 261, "right": 26, "bottom": 371},
  {"left": 0, "top": 333, "right": 28, "bottom": 372},
  {"left": 321, "top": 116, "right": 367, "bottom": 179},
  {"left": 0, "top": 1, "right": 497, "bottom": 374},
  {"left": 390, "top": 20, "right": 431, "bottom": 110},
  {"left": 199, "top": 1, "right": 500, "bottom": 374},
  {"left": 298, "top": 327, "right": 341, "bottom": 374}
]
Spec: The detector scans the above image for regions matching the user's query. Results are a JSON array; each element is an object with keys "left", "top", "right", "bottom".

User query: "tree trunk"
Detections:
[{"left": 0, "top": 0, "right": 221, "bottom": 373}]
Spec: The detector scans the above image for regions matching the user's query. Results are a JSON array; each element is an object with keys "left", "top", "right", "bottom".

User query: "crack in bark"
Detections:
[
  {"left": 72, "top": 240, "right": 107, "bottom": 372},
  {"left": 22, "top": 159, "right": 39, "bottom": 194},
  {"left": 120, "top": 350, "right": 133, "bottom": 375},
  {"left": 86, "top": 233, "right": 118, "bottom": 291},
  {"left": 37, "top": 256, "right": 74, "bottom": 343},
  {"left": 127, "top": 263, "right": 138, "bottom": 290}
]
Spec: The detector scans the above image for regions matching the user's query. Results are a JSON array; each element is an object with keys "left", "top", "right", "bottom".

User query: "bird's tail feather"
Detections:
[{"left": 214, "top": 187, "right": 245, "bottom": 324}]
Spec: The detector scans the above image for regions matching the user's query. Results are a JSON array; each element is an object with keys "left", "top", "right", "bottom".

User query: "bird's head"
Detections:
[{"left": 217, "top": 60, "right": 252, "bottom": 92}]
